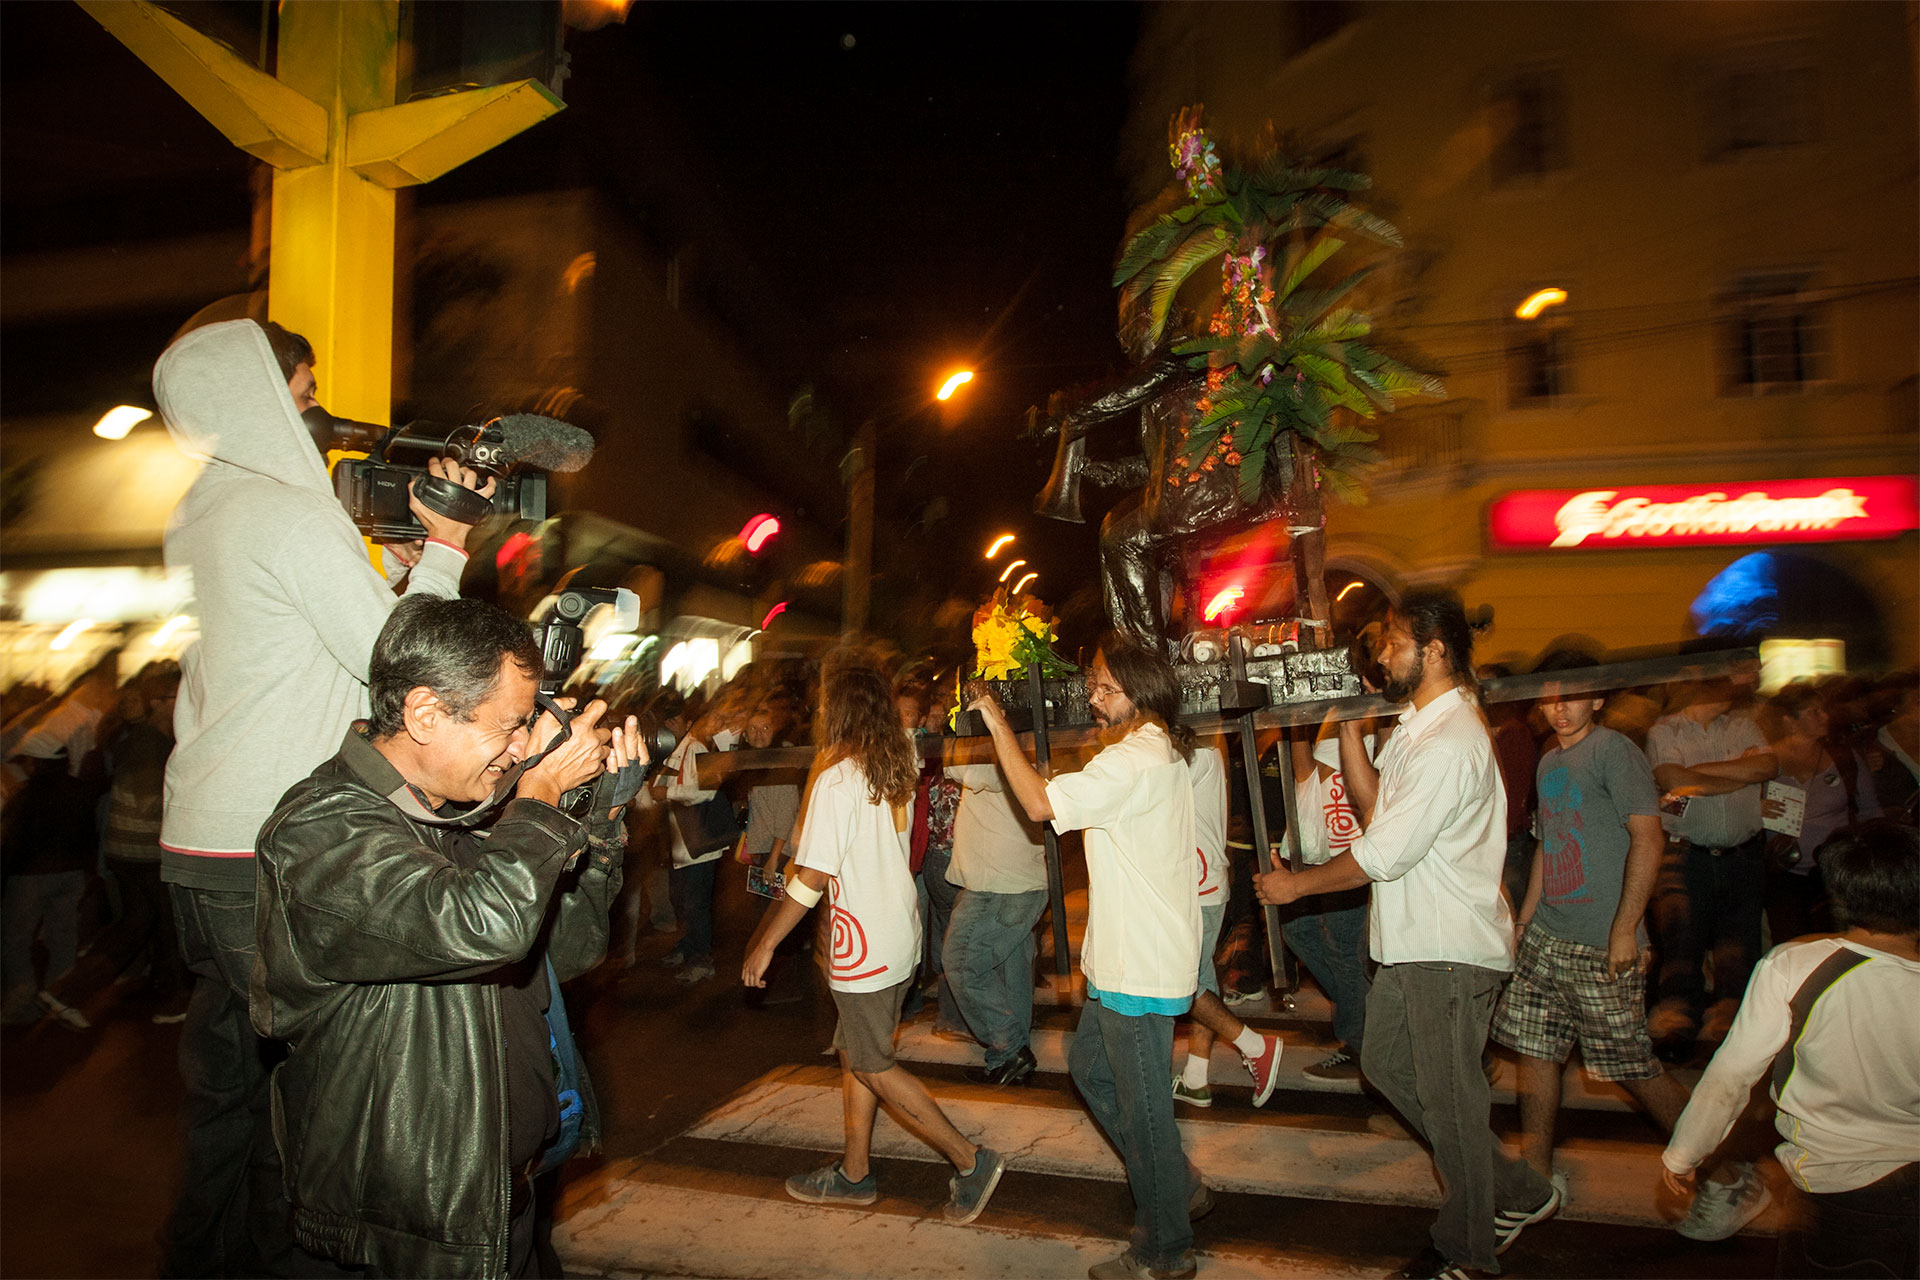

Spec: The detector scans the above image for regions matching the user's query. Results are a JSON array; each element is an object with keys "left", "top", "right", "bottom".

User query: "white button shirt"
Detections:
[
  {"left": 1349, "top": 685, "right": 1514, "bottom": 970},
  {"left": 1046, "top": 722, "right": 1200, "bottom": 1001}
]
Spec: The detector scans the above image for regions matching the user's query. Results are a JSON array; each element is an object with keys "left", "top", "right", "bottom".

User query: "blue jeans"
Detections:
[
  {"left": 165, "top": 884, "right": 294, "bottom": 1278},
  {"left": 2, "top": 870, "right": 86, "bottom": 1013},
  {"left": 1363, "top": 962, "right": 1550, "bottom": 1271},
  {"left": 1069, "top": 999, "right": 1195, "bottom": 1269},
  {"left": 1279, "top": 890, "right": 1371, "bottom": 1057},
  {"left": 669, "top": 857, "right": 719, "bottom": 964},
  {"left": 942, "top": 886, "right": 1045, "bottom": 1068}
]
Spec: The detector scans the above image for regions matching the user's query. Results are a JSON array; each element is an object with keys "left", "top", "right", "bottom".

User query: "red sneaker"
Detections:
[{"left": 1242, "top": 1034, "right": 1283, "bottom": 1108}]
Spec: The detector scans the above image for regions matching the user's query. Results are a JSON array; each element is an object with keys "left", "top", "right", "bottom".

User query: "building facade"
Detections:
[{"left": 1129, "top": 0, "right": 1919, "bottom": 669}]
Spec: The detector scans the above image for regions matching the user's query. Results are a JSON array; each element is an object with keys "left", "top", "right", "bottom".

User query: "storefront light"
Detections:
[{"left": 51, "top": 619, "right": 95, "bottom": 650}]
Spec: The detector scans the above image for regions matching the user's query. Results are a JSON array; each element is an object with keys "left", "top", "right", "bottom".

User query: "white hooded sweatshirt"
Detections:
[{"left": 156, "top": 320, "right": 468, "bottom": 890}]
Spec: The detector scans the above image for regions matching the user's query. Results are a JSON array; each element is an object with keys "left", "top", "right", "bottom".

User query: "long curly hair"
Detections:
[{"left": 821, "top": 662, "right": 918, "bottom": 808}]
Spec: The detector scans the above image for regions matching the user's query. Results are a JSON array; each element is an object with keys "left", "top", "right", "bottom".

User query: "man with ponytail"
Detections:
[
  {"left": 743, "top": 659, "right": 1006, "bottom": 1227},
  {"left": 971, "top": 634, "right": 1206, "bottom": 1280},
  {"left": 1256, "top": 589, "right": 1558, "bottom": 1280}
]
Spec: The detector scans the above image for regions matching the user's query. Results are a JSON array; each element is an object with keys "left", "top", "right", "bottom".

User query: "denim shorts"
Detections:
[
  {"left": 1195, "top": 902, "right": 1224, "bottom": 999},
  {"left": 1490, "top": 924, "right": 1659, "bottom": 1081},
  {"left": 830, "top": 977, "right": 912, "bottom": 1073}
]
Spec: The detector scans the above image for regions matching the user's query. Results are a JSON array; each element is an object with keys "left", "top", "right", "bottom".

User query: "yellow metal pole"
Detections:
[
  {"left": 79, "top": 0, "right": 567, "bottom": 431},
  {"left": 266, "top": 0, "right": 400, "bottom": 427}
]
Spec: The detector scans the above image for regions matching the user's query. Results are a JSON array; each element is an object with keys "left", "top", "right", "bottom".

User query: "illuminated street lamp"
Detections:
[
  {"left": 844, "top": 368, "right": 979, "bottom": 634},
  {"left": 1011, "top": 572, "right": 1038, "bottom": 596},
  {"left": 1515, "top": 287, "right": 1568, "bottom": 320},
  {"left": 92, "top": 405, "right": 152, "bottom": 440},
  {"left": 996, "top": 558, "right": 1027, "bottom": 584},
  {"left": 984, "top": 533, "right": 1015, "bottom": 560}
]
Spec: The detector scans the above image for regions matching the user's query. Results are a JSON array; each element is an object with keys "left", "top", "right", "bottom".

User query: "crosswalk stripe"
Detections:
[{"left": 682, "top": 1065, "right": 1775, "bottom": 1233}]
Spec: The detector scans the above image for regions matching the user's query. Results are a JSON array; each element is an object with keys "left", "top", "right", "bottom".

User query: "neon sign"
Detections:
[{"left": 1488, "top": 477, "right": 1919, "bottom": 550}]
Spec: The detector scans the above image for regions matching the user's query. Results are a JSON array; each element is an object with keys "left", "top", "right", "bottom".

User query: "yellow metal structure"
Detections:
[{"left": 79, "top": 0, "right": 565, "bottom": 427}]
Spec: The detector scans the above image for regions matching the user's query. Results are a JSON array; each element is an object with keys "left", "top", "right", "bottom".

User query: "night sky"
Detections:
[{"left": 3, "top": 1, "right": 1151, "bottom": 639}]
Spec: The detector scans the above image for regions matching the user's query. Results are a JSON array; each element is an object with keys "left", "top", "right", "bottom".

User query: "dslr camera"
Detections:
[{"left": 303, "top": 406, "right": 594, "bottom": 541}]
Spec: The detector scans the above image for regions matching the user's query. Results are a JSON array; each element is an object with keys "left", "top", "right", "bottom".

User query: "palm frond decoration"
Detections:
[{"left": 1116, "top": 105, "right": 1442, "bottom": 511}]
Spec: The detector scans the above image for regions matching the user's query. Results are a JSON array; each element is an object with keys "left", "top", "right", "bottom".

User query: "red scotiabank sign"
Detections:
[{"left": 1488, "top": 476, "right": 1920, "bottom": 550}]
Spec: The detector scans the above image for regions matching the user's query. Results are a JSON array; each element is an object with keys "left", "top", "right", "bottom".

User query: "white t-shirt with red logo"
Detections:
[
  {"left": 792, "top": 756, "right": 922, "bottom": 993},
  {"left": 1191, "top": 742, "right": 1229, "bottom": 902},
  {"left": 1299, "top": 734, "right": 1376, "bottom": 865}
]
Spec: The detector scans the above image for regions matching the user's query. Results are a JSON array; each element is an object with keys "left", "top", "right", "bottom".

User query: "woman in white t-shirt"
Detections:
[{"left": 743, "top": 662, "right": 1006, "bottom": 1225}]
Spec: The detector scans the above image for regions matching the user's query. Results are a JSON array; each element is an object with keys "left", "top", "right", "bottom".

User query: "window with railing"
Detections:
[{"left": 1717, "top": 272, "right": 1826, "bottom": 395}]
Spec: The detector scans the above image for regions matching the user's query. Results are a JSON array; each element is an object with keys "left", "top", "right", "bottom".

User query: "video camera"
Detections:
[{"left": 303, "top": 406, "right": 594, "bottom": 541}]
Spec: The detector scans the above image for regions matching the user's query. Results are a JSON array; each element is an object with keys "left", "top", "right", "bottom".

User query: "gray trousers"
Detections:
[{"left": 1361, "top": 961, "right": 1551, "bottom": 1271}]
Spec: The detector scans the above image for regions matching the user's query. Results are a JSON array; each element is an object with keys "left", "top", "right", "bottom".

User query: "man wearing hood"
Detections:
[{"left": 153, "top": 318, "right": 490, "bottom": 1277}]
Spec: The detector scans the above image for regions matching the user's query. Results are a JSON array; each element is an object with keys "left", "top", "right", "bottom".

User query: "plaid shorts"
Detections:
[{"left": 1490, "top": 923, "right": 1660, "bottom": 1081}]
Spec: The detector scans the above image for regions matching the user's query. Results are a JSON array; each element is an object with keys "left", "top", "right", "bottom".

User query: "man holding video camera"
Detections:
[
  {"left": 253, "top": 596, "right": 640, "bottom": 1278},
  {"left": 152, "top": 318, "right": 494, "bottom": 1276}
]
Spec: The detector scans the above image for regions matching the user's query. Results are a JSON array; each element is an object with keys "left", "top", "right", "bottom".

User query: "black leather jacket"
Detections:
[{"left": 252, "top": 728, "right": 622, "bottom": 1277}]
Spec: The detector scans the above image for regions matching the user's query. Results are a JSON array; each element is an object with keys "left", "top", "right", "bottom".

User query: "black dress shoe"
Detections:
[{"left": 965, "top": 1045, "right": 1036, "bottom": 1086}]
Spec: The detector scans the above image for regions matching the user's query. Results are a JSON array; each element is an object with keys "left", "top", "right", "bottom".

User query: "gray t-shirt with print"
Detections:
[{"left": 1534, "top": 726, "right": 1662, "bottom": 950}]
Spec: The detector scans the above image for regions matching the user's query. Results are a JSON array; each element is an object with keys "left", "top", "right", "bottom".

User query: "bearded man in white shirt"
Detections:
[
  {"left": 1256, "top": 590, "right": 1557, "bottom": 1280},
  {"left": 971, "top": 635, "right": 1206, "bottom": 1280}
]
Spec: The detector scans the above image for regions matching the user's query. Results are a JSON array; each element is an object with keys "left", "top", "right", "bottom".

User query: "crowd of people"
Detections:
[{"left": 0, "top": 313, "right": 1913, "bottom": 1280}]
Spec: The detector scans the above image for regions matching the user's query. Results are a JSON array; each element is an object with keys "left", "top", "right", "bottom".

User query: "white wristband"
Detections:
[{"left": 785, "top": 878, "right": 823, "bottom": 909}]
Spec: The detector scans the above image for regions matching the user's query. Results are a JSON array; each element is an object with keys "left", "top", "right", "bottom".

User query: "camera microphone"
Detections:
[{"left": 302, "top": 407, "right": 595, "bottom": 474}]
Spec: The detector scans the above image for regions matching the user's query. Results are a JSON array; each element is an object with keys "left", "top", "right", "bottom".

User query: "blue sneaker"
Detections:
[
  {"left": 785, "top": 1161, "right": 878, "bottom": 1206},
  {"left": 944, "top": 1147, "right": 1006, "bottom": 1224}
]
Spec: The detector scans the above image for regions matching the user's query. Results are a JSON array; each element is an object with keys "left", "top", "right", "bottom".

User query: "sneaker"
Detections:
[
  {"left": 1171, "top": 1074, "right": 1213, "bottom": 1108},
  {"left": 1241, "top": 1033, "right": 1283, "bottom": 1107},
  {"left": 674, "top": 960, "right": 716, "bottom": 983},
  {"left": 1494, "top": 1178, "right": 1562, "bottom": 1254},
  {"left": 1087, "top": 1248, "right": 1198, "bottom": 1280},
  {"left": 1187, "top": 1179, "right": 1216, "bottom": 1222},
  {"left": 1677, "top": 1163, "right": 1772, "bottom": 1241},
  {"left": 1221, "top": 987, "right": 1260, "bottom": 1007},
  {"left": 36, "top": 990, "right": 88, "bottom": 1031},
  {"left": 943, "top": 1147, "right": 1006, "bottom": 1224},
  {"left": 1302, "top": 1049, "right": 1360, "bottom": 1082},
  {"left": 1391, "top": 1245, "right": 1480, "bottom": 1279},
  {"left": 659, "top": 949, "right": 688, "bottom": 968},
  {"left": 785, "top": 1160, "right": 878, "bottom": 1207}
]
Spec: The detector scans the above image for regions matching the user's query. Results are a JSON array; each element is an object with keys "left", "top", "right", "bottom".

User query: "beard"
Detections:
[{"left": 1381, "top": 647, "right": 1425, "bottom": 704}]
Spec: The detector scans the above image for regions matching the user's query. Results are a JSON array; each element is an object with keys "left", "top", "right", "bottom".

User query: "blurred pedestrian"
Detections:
[
  {"left": 1662, "top": 820, "right": 1918, "bottom": 1279},
  {"left": 744, "top": 660, "right": 1006, "bottom": 1226},
  {"left": 941, "top": 735, "right": 1050, "bottom": 1079},
  {"left": 1280, "top": 729, "right": 1377, "bottom": 1082},
  {"left": 1492, "top": 651, "right": 1765, "bottom": 1241},
  {"left": 654, "top": 683, "right": 752, "bottom": 983},
  {"left": 1172, "top": 737, "right": 1284, "bottom": 1110},
  {"left": 1863, "top": 672, "right": 1917, "bottom": 820},
  {"left": 1646, "top": 667, "right": 1779, "bottom": 1060},
  {"left": 1760, "top": 683, "right": 1878, "bottom": 944},
  {"left": 98, "top": 664, "right": 192, "bottom": 1023},
  {"left": 2, "top": 653, "right": 118, "bottom": 1030}
]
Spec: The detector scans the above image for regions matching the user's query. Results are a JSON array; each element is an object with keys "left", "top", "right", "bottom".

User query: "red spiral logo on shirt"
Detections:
[
  {"left": 828, "top": 881, "right": 888, "bottom": 981},
  {"left": 1324, "top": 774, "right": 1360, "bottom": 853}
]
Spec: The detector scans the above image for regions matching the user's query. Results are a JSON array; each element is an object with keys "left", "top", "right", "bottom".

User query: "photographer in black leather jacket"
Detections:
[{"left": 252, "top": 596, "right": 642, "bottom": 1278}]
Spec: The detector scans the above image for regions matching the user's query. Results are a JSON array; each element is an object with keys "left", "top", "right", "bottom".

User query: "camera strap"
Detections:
[{"left": 380, "top": 692, "right": 576, "bottom": 830}]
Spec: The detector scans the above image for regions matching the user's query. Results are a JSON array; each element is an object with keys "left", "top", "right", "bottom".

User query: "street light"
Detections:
[
  {"left": 1011, "top": 572, "right": 1038, "bottom": 597},
  {"left": 843, "top": 368, "right": 980, "bottom": 635},
  {"left": 984, "top": 533, "right": 1015, "bottom": 560},
  {"left": 93, "top": 405, "right": 151, "bottom": 440},
  {"left": 996, "top": 558, "right": 1027, "bottom": 584},
  {"left": 1515, "top": 288, "right": 1567, "bottom": 320}
]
